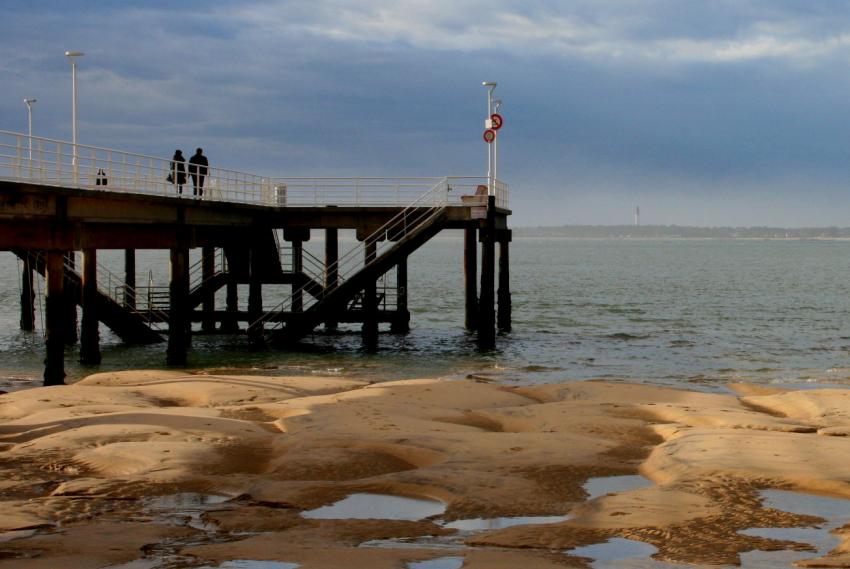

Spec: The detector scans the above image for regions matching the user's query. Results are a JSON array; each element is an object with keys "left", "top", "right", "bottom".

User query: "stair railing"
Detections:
[
  {"left": 89, "top": 259, "right": 170, "bottom": 326},
  {"left": 188, "top": 248, "right": 225, "bottom": 291},
  {"left": 253, "top": 177, "right": 451, "bottom": 332},
  {"left": 280, "top": 246, "right": 326, "bottom": 286}
]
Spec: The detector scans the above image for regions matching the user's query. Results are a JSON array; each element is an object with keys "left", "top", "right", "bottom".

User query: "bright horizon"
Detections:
[{"left": 4, "top": 2, "right": 850, "bottom": 228}]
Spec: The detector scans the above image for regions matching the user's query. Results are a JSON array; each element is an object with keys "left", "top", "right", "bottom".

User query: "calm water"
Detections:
[{"left": 2, "top": 237, "right": 850, "bottom": 391}]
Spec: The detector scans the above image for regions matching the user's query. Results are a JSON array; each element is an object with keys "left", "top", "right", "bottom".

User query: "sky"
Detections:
[{"left": 3, "top": 1, "right": 850, "bottom": 227}]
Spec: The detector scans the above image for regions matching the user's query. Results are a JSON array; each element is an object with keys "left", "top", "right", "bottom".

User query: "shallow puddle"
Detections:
[
  {"left": 145, "top": 493, "right": 231, "bottom": 510},
  {"left": 569, "top": 538, "right": 659, "bottom": 567},
  {"left": 0, "top": 529, "right": 37, "bottom": 543},
  {"left": 583, "top": 474, "right": 653, "bottom": 501},
  {"left": 737, "top": 489, "right": 850, "bottom": 565},
  {"left": 406, "top": 556, "right": 464, "bottom": 569},
  {"left": 200, "top": 562, "right": 300, "bottom": 569},
  {"left": 101, "top": 560, "right": 160, "bottom": 569},
  {"left": 302, "top": 493, "right": 446, "bottom": 521},
  {"left": 442, "top": 514, "right": 570, "bottom": 531}
]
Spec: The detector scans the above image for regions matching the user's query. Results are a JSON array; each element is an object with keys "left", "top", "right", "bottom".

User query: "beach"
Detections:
[{"left": 0, "top": 371, "right": 848, "bottom": 568}]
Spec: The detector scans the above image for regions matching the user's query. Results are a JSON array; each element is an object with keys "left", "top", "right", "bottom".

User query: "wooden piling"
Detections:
[
  {"left": 478, "top": 197, "right": 496, "bottom": 349},
  {"left": 497, "top": 230, "right": 512, "bottom": 332},
  {"left": 166, "top": 245, "right": 190, "bottom": 365},
  {"left": 291, "top": 239, "right": 303, "bottom": 313},
  {"left": 79, "top": 248, "right": 101, "bottom": 365},
  {"left": 43, "top": 251, "right": 66, "bottom": 386},
  {"left": 362, "top": 240, "right": 378, "bottom": 348},
  {"left": 247, "top": 247, "right": 264, "bottom": 343},
  {"left": 324, "top": 227, "right": 339, "bottom": 331},
  {"left": 201, "top": 246, "right": 216, "bottom": 332},
  {"left": 391, "top": 257, "right": 410, "bottom": 333},
  {"left": 20, "top": 252, "right": 35, "bottom": 331},
  {"left": 123, "top": 249, "right": 136, "bottom": 309},
  {"left": 64, "top": 251, "right": 78, "bottom": 345},
  {"left": 221, "top": 278, "right": 239, "bottom": 333},
  {"left": 464, "top": 227, "right": 478, "bottom": 331}
]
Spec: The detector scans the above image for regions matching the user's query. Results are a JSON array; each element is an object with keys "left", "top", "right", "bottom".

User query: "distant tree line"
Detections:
[{"left": 514, "top": 225, "right": 850, "bottom": 239}]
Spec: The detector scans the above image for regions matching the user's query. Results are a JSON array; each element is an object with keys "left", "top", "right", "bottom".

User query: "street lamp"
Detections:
[
  {"left": 65, "top": 50, "right": 84, "bottom": 174},
  {"left": 23, "top": 98, "right": 36, "bottom": 160},
  {"left": 482, "top": 81, "right": 497, "bottom": 194}
]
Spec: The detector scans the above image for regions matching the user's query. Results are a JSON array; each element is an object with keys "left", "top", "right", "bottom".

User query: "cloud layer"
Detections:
[{"left": 3, "top": 1, "right": 850, "bottom": 225}]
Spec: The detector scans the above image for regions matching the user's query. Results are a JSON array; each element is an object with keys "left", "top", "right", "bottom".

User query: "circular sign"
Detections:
[
  {"left": 483, "top": 129, "right": 496, "bottom": 143},
  {"left": 490, "top": 113, "right": 504, "bottom": 130}
]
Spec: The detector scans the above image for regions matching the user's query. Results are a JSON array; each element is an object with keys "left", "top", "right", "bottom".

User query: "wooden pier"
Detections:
[{"left": 0, "top": 134, "right": 511, "bottom": 385}]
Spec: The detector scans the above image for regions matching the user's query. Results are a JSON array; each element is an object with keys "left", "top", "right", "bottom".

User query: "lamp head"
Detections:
[
  {"left": 24, "top": 98, "right": 37, "bottom": 105},
  {"left": 482, "top": 81, "right": 497, "bottom": 87},
  {"left": 64, "top": 51, "right": 85, "bottom": 58}
]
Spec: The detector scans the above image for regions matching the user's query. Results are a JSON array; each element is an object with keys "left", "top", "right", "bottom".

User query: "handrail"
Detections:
[
  {"left": 0, "top": 130, "right": 509, "bottom": 209},
  {"left": 280, "top": 246, "right": 325, "bottom": 285},
  {"left": 254, "top": 178, "right": 451, "bottom": 332}
]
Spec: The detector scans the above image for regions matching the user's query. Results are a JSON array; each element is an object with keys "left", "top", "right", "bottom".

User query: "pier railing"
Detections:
[{"left": 0, "top": 130, "right": 509, "bottom": 209}]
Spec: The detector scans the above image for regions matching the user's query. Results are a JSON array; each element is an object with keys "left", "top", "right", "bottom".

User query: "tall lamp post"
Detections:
[
  {"left": 23, "top": 98, "right": 36, "bottom": 160},
  {"left": 482, "top": 81, "right": 497, "bottom": 194},
  {"left": 65, "top": 51, "right": 84, "bottom": 176}
]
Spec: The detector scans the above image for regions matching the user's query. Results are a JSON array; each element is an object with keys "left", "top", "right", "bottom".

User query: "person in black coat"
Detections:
[
  {"left": 170, "top": 149, "right": 187, "bottom": 195},
  {"left": 188, "top": 148, "right": 209, "bottom": 197}
]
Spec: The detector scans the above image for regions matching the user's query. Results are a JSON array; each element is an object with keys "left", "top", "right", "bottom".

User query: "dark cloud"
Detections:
[{"left": 4, "top": 1, "right": 850, "bottom": 225}]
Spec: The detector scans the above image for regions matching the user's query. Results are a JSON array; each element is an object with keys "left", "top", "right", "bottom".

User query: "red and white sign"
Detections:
[
  {"left": 490, "top": 113, "right": 504, "bottom": 130},
  {"left": 483, "top": 129, "right": 496, "bottom": 143}
]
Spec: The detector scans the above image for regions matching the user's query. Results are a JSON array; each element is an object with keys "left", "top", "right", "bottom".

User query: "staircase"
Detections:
[
  {"left": 14, "top": 250, "right": 165, "bottom": 344},
  {"left": 255, "top": 178, "right": 452, "bottom": 344}
]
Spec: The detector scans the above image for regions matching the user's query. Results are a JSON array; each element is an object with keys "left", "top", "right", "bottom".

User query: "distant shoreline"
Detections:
[{"left": 513, "top": 225, "right": 850, "bottom": 239}]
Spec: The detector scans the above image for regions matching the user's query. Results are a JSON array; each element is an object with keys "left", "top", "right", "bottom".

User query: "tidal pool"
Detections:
[{"left": 302, "top": 493, "right": 446, "bottom": 521}]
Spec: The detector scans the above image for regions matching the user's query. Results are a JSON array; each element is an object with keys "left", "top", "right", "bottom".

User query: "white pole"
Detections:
[
  {"left": 491, "top": 100, "right": 502, "bottom": 184},
  {"left": 65, "top": 51, "right": 84, "bottom": 179},
  {"left": 482, "top": 81, "right": 497, "bottom": 195},
  {"left": 24, "top": 98, "right": 36, "bottom": 160}
]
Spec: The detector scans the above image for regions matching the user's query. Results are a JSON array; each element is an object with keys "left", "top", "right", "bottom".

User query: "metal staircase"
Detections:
[
  {"left": 254, "top": 178, "right": 453, "bottom": 344},
  {"left": 14, "top": 248, "right": 233, "bottom": 343},
  {"left": 14, "top": 250, "right": 165, "bottom": 344}
]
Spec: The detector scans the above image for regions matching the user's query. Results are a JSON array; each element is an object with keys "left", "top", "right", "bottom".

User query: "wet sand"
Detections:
[{"left": 0, "top": 371, "right": 848, "bottom": 568}]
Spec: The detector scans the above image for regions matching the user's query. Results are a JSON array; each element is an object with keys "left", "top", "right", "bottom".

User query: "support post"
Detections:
[
  {"left": 497, "top": 231, "right": 512, "bottom": 331},
  {"left": 478, "top": 196, "right": 496, "bottom": 349},
  {"left": 20, "top": 253, "right": 35, "bottom": 331},
  {"left": 222, "top": 278, "right": 239, "bottom": 333},
  {"left": 44, "top": 251, "right": 66, "bottom": 386},
  {"left": 79, "top": 248, "right": 101, "bottom": 364},
  {"left": 324, "top": 227, "right": 339, "bottom": 331},
  {"left": 391, "top": 256, "right": 410, "bottom": 333},
  {"left": 362, "top": 240, "right": 378, "bottom": 348},
  {"left": 247, "top": 247, "right": 263, "bottom": 343},
  {"left": 123, "top": 249, "right": 136, "bottom": 309},
  {"left": 464, "top": 227, "right": 478, "bottom": 331},
  {"left": 291, "top": 240, "right": 303, "bottom": 313},
  {"left": 64, "top": 251, "right": 78, "bottom": 345},
  {"left": 166, "top": 244, "right": 190, "bottom": 365},
  {"left": 201, "top": 246, "right": 216, "bottom": 332}
]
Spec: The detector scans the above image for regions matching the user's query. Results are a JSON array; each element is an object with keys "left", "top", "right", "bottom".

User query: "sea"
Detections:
[{"left": 2, "top": 236, "right": 850, "bottom": 392}]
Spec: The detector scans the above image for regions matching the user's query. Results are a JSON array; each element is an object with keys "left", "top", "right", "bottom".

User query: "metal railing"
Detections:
[
  {"left": 254, "top": 178, "right": 451, "bottom": 332},
  {"left": 280, "top": 246, "right": 325, "bottom": 285},
  {"left": 0, "top": 130, "right": 509, "bottom": 209}
]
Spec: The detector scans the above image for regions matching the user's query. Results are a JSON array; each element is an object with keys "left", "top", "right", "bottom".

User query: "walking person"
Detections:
[
  {"left": 188, "top": 148, "right": 209, "bottom": 197},
  {"left": 169, "top": 149, "right": 187, "bottom": 195}
]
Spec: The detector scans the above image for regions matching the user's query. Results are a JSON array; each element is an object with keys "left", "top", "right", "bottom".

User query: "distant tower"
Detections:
[{"left": 634, "top": 205, "right": 640, "bottom": 227}]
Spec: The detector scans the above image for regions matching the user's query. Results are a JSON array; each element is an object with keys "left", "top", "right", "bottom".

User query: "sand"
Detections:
[{"left": 0, "top": 371, "right": 848, "bottom": 567}]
